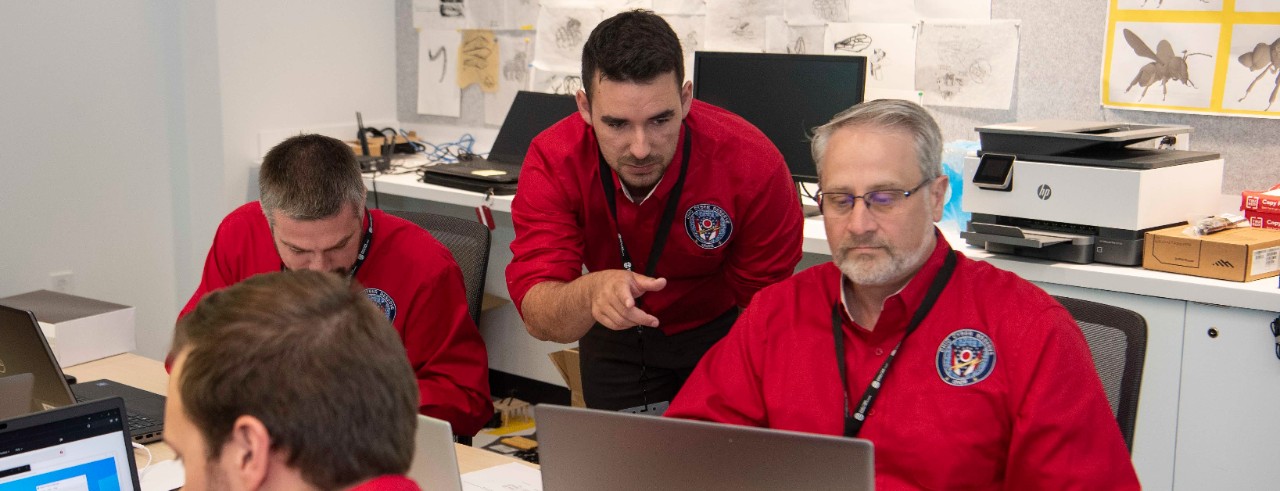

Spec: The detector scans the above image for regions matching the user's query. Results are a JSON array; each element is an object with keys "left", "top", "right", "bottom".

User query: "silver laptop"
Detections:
[
  {"left": 536, "top": 404, "right": 875, "bottom": 491},
  {"left": 0, "top": 397, "right": 142, "bottom": 490},
  {"left": 407, "top": 414, "right": 463, "bottom": 491},
  {"left": 0, "top": 304, "right": 165, "bottom": 443}
]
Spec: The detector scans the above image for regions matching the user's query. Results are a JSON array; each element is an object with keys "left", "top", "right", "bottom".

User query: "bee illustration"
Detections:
[
  {"left": 1123, "top": 29, "right": 1211, "bottom": 101},
  {"left": 834, "top": 33, "right": 872, "bottom": 53},
  {"left": 1236, "top": 38, "right": 1280, "bottom": 111}
]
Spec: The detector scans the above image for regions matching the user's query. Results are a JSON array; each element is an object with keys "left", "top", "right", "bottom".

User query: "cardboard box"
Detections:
[
  {"left": 548, "top": 348, "right": 585, "bottom": 408},
  {"left": 1245, "top": 210, "right": 1280, "bottom": 231},
  {"left": 1143, "top": 226, "right": 1280, "bottom": 282},
  {"left": 0, "top": 290, "right": 135, "bottom": 367},
  {"left": 1240, "top": 185, "right": 1280, "bottom": 214}
]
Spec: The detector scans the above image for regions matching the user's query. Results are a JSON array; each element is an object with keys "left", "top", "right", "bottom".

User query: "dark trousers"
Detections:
[{"left": 579, "top": 307, "right": 739, "bottom": 412}]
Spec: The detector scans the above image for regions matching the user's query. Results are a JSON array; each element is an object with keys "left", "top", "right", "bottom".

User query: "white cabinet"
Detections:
[{"left": 1174, "top": 303, "right": 1280, "bottom": 490}]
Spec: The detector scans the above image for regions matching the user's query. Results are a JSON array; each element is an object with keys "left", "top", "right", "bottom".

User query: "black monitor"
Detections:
[{"left": 692, "top": 52, "right": 867, "bottom": 183}]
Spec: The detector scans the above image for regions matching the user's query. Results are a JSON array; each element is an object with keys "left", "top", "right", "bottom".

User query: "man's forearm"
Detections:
[{"left": 520, "top": 277, "right": 599, "bottom": 343}]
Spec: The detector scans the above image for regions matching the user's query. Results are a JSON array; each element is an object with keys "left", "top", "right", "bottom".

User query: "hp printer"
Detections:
[{"left": 961, "top": 120, "right": 1223, "bottom": 265}]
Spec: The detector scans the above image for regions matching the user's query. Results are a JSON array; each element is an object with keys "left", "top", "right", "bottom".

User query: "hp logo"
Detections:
[{"left": 1036, "top": 184, "right": 1052, "bottom": 200}]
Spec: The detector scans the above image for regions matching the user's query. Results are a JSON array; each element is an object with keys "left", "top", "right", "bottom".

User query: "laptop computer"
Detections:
[
  {"left": 0, "top": 397, "right": 142, "bottom": 491},
  {"left": 536, "top": 404, "right": 875, "bottom": 491},
  {"left": 421, "top": 90, "right": 578, "bottom": 195},
  {"left": 0, "top": 373, "right": 35, "bottom": 420},
  {"left": 0, "top": 304, "right": 165, "bottom": 443},
  {"left": 406, "top": 414, "right": 463, "bottom": 491}
]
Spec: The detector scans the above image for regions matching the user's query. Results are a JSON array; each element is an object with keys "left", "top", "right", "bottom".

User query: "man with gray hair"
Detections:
[
  {"left": 666, "top": 100, "right": 1139, "bottom": 488},
  {"left": 180, "top": 134, "right": 493, "bottom": 437}
]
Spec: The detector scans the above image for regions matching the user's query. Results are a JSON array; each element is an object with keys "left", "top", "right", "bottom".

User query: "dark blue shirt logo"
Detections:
[
  {"left": 364, "top": 288, "right": 397, "bottom": 322},
  {"left": 684, "top": 203, "right": 733, "bottom": 249}
]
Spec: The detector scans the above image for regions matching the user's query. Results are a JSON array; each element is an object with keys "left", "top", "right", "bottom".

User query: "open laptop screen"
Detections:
[
  {"left": 487, "top": 91, "right": 578, "bottom": 165},
  {"left": 0, "top": 398, "right": 140, "bottom": 491}
]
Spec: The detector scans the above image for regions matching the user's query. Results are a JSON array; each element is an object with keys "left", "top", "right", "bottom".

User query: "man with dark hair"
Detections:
[
  {"left": 181, "top": 134, "right": 492, "bottom": 436},
  {"left": 506, "top": 10, "right": 803, "bottom": 412},
  {"left": 167, "top": 270, "right": 421, "bottom": 490},
  {"left": 666, "top": 100, "right": 1139, "bottom": 489}
]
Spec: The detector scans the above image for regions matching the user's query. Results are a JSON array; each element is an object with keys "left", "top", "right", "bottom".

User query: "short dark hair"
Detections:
[
  {"left": 581, "top": 9, "right": 683, "bottom": 101},
  {"left": 259, "top": 134, "right": 364, "bottom": 225},
  {"left": 170, "top": 271, "right": 418, "bottom": 490}
]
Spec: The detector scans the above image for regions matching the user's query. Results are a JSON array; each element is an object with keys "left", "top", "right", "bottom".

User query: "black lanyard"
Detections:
[
  {"left": 279, "top": 207, "right": 374, "bottom": 280},
  {"left": 834, "top": 248, "right": 957, "bottom": 438},
  {"left": 596, "top": 124, "right": 692, "bottom": 278}
]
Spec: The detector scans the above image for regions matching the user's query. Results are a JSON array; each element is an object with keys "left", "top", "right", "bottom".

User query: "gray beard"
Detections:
[{"left": 835, "top": 229, "right": 936, "bottom": 287}]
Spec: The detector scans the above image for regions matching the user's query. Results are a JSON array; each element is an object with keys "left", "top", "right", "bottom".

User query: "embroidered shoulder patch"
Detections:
[
  {"left": 364, "top": 288, "right": 397, "bottom": 322},
  {"left": 684, "top": 203, "right": 733, "bottom": 249},
  {"left": 936, "top": 329, "right": 997, "bottom": 386}
]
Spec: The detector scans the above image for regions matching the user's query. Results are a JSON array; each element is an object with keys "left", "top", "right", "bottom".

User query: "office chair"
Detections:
[
  {"left": 1052, "top": 295, "right": 1148, "bottom": 453},
  {"left": 387, "top": 210, "right": 491, "bottom": 325}
]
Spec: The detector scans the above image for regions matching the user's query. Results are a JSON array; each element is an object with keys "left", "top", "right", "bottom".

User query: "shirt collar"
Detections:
[{"left": 838, "top": 228, "right": 953, "bottom": 334}]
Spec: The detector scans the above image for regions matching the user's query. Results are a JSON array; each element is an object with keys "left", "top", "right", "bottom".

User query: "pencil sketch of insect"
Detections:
[
  {"left": 556, "top": 18, "right": 583, "bottom": 50},
  {"left": 812, "top": 0, "right": 848, "bottom": 21},
  {"left": 548, "top": 75, "right": 583, "bottom": 95},
  {"left": 503, "top": 46, "right": 529, "bottom": 83},
  {"left": 789, "top": 36, "right": 807, "bottom": 54},
  {"left": 834, "top": 34, "right": 872, "bottom": 53},
  {"left": 869, "top": 48, "right": 887, "bottom": 81},
  {"left": 1122, "top": 29, "right": 1211, "bottom": 101},
  {"left": 1236, "top": 37, "right": 1280, "bottom": 111},
  {"left": 731, "top": 18, "right": 755, "bottom": 39}
]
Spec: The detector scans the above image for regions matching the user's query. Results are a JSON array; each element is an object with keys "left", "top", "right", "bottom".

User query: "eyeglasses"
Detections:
[{"left": 816, "top": 179, "right": 933, "bottom": 216}]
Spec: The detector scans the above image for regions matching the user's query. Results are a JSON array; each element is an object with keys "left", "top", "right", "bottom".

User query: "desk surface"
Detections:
[{"left": 63, "top": 354, "right": 533, "bottom": 475}]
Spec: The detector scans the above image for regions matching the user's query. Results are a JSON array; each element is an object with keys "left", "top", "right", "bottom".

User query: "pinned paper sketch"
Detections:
[
  {"left": 705, "top": 0, "right": 782, "bottom": 52},
  {"left": 654, "top": 0, "right": 706, "bottom": 15},
  {"left": 664, "top": 14, "right": 706, "bottom": 81},
  {"left": 1116, "top": 0, "right": 1218, "bottom": 10},
  {"left": 507, "top": 0, "right": 541, "bottom": 30},
  {"left": 915, "top": 0, "right": 991, "bottom": 19},
  {"left": 532, "top": 65, "right": 584, "bottom": 95},
  {"left": 826, "top": 22, "right": 917, "bottom": 90},
  {"left": 459, "top": 30, "right": 499, "bottom": 93},
  {"left": 486, "top": 34, "right": 535, "bottom": 125},
  {"left": 765, "top": 17, "right": 826, "bottom": 54},
  {"left": 601, "top": 0, "right": 655, "bottom": 17},
  {"left": 915, "top": 20, "right": 1019, "bottom": 109},
  {"left": 1235, "top": 0, "right": 1280, "bottom": 12},
  {"left": 419, "top": 29, "right": 462, "bottom": 117},
  {"left": 535, "top": 6, "right": 603, "bottom": 71},
  {"left": 785, "top": 0, "right": 849, "bottom": 24},
  {"left": 846, "top": 0, "right": 916, "bottom": 22},
  {"left": 1106, "top": 22, "right": 1217, "bottom": 109},
  {"left": 1223, "top": 24, "right": 1280, "bottom": 112},
  {"left": 413, "top": 0, "right": 468, "bottom": 30},
  {"left": 465, "top": 2, "right": 503, "bottom": 29}
]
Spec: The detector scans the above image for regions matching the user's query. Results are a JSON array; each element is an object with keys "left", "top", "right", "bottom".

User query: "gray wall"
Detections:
[{"left": 395, "top": 0, "right": 1279, "bottom": 193}]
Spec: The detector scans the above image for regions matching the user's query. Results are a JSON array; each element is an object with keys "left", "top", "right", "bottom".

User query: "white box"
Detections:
[{"left": 0, "top": 290, "right": 135, "bottom": 367}]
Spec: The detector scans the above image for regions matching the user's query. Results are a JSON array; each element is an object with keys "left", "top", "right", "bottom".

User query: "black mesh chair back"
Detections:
[
  {"left": 1052, "top": 295, "right": 1147, "bottom": 453},
  {"left": 387, "top": 210, "right": 491, "bottom": 325}
]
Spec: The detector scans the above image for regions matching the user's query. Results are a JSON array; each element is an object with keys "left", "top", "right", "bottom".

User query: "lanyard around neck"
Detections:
[
  {"left": 596, "top": 124, "right": 692, "bottom": 278},
  {"left": 834, "top": 248, "right": 957, "bottom": 438},
  {"left": 279, "top": 208, "right": 374, "bottom": 280}
]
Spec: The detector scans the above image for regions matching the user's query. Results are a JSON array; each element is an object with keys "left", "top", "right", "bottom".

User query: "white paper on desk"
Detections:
[
  {"left": 535, "top": 5, "right": 603, "bottom": 72},
  {"left": 530, "top": 62, "right": 584, "bottom": 95},
  {"left": 768, "top": 17, "right": 828, "bottom": 54},
  {"left": 846, "top": 0, "right": 916, "bottom": 22},
  {"left": 461, "top": 462, "right": 543, "bottom": 491},
  {"left": 654, "top": 0, "right": 706, "bottom": 15},
  {"left": 414, "top": 0, "right": 467, "bottom": 30},
  {"left": 915, "top": 19, "right": 1019, "bottom": 109},
  {"left": 663, "top": 14, "right": 706, "bottom": 81},
  {"left": 915, "top": 0, "right": 991, "bottom": 20},
  {"left": 705, "top": 0, "right": 781, "bottom": 52},
  {"left": 419, "top": 29, "right": 463, "bottom": 117},
  {"left": 785, "top": 0, "right": 848, "bottom": 24},
  {"left": 485, "top": 33, "right": 535, "bottom": 125},
  {"left": 825, "top": 22, "right": 918, "bottom": 91}
]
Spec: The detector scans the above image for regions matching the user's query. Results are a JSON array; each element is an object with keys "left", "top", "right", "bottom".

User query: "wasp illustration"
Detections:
[
  {"left": 1236, "top": 38, "right": 1280, "bottom": 111},
  {"left": 1123, "top": 29, "right": 1211, "bottom": 101},
  {"left": 834, "top": 33, "right": 872, "bottom": 53}
]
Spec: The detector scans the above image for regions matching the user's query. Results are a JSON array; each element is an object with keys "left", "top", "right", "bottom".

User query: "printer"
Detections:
[{"left": 960, "top": 120, "right": 1223, "bottom": 265}]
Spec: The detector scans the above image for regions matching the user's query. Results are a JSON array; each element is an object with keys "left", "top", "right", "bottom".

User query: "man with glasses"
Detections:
[{"left": 667, "top": 100, "right": 1139, "bottom": 489}]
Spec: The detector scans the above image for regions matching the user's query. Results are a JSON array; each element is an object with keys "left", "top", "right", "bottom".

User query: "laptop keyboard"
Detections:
[{"left": 74, "top": 394, "right": 156, "bottom": 431}]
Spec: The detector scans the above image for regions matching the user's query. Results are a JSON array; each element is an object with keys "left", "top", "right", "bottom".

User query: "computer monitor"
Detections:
[{"left": 692, "top": 51, "right": 867, "bottom": 184}]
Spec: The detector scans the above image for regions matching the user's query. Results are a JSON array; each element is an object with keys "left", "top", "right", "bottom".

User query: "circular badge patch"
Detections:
[
  {"left": 364, "top": 288, "right": 397, "bottom": 322},
  {"left": 936, "top": 329, "right": 997, "bottom": 386},
  {"left": 684, "top": 203, "right": 733, "bottom": 249}
]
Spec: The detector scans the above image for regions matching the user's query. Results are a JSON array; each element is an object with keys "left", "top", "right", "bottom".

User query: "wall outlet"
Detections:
[{"left": 50, "top": 271, "right": 74, "bottom": 294}]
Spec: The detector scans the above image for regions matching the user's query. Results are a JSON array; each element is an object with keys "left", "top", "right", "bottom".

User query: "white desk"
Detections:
[{"left": 364, "top": 172, "right": 1280, "bottom": 491}]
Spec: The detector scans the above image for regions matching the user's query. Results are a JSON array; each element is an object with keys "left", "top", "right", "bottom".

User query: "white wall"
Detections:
[{"left": 1, "top": 1, "right": 398, "bottom": 361}]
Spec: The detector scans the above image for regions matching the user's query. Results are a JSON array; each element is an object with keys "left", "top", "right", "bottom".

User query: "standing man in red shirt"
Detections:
[
  {"left": 181, "top": 134, "right": 492, "bottom": 437},
  {"left": 506, "top": 10, "right": 803, "bottom": 412},
  {"left": 666, "top": 99, "right": 1140, "bottom": 489}
]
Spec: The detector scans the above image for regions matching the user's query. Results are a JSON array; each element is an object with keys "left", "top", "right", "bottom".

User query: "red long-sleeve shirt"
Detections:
[{"left": 180, "top": 202, "right": 493, "bottom": 436}]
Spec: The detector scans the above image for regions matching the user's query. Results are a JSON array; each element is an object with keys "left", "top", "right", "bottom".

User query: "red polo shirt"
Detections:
[
  {"left": 668, "top": 233, "right": 1139, "bottom": 489},
  {"left": 506, "top": 99, "right": 803, "bottom": 334},
  {"left": 180, "top": 203, "right": 493, "bottom": 436}
]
